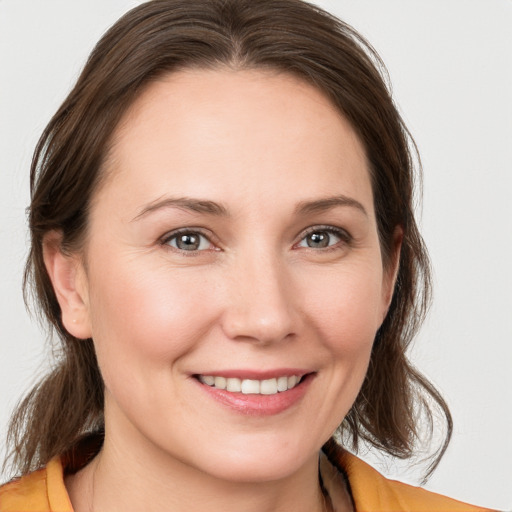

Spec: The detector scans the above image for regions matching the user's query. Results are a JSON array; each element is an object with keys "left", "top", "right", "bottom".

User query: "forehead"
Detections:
[{"left": 98, "top": 68, "right": 373, "bottom": 216}]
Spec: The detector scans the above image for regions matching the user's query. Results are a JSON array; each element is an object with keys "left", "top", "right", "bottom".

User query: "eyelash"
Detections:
[
  {"left": 160, "top": 228, "right": 216, "bottom": 255},
  {"left": 160, "top": 225, "right": 352, "bottom": 254},
  {"left": 295, "top": 225, "right": 352, "bottom": 251}
]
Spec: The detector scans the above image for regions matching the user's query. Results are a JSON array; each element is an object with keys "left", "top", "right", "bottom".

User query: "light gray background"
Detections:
[{"left": 0, "top": 1, "right": 510, "bottom": 509}]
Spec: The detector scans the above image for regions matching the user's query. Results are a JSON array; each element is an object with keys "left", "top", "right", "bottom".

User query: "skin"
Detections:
[{"left": 45, "top": 68, "right": 400, "bottom": 512}]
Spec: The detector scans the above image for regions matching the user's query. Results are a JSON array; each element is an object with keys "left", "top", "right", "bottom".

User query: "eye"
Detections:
[
  {"left": 163, "top": 230, "right": 213, "bottom": 252},
  {"left": 297, "top": 227, "right": 348, "bottom": 249}
]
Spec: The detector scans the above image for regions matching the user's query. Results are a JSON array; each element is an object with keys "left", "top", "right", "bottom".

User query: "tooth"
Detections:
[
  {"left": 277, "top": 376, "right": 288, "bottom": 392},
  {"left": 200, "top": 375, "right": 215, "bottom": 386},
  {"left": 260, "top": 378, "right": 278, "bottom": 395},
  {"left": 226, "top": 377, "right": 242, "bottom": 392},
  {"left": 214, "top": 376, "right": 227, "bottom": 390},
  {"left": 287, "top": 375, "right": 298, "bottom": 389},
  {"left": 241, "top": 379, "right": 260, "bottom": 394},
  {"left": 204, "top": 375, "right": 303, "bottom": 394}
]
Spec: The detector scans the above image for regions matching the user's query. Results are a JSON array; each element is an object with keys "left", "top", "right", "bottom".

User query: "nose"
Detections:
[{"left": 220, "top": 252, "right": 300, "bottom": 345}]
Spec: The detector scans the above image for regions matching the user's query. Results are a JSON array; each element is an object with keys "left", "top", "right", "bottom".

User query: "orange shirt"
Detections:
[{"left": 0, "top": 451, "right": 492, "bottom": 512}]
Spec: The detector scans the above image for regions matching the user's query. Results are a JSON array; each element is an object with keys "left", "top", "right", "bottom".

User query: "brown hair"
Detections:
[{"left": 6, "top": 0, "right": 451, "bottom": 478}]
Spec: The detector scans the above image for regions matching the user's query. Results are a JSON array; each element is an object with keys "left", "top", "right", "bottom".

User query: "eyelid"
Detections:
[
  {"left": 160, "top": 227, "right": 219, "bottom": 252},
  {"left": 295, "top": 225, "right": 353, "bottom": 248}
]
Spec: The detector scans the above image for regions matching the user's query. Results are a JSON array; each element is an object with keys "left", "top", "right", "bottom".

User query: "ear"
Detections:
[
  {"left": 381, "top": 225, "right": 403, "bottom": 322},
  {"left": 43, "top": 231, "right": 92, "bottom": 339}
]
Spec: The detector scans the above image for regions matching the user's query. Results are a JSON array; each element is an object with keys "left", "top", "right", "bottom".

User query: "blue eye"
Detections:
[
  {"left": 298, "top": 228, "right": 346, "bottom": 249},
  {"left": 165, "top": 231, "right": 211, "bottom": 251}
]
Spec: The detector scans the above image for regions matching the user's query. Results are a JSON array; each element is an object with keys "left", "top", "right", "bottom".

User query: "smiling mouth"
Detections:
[{"left": 196, "top": 374, "right": 305, "bottom": 395}]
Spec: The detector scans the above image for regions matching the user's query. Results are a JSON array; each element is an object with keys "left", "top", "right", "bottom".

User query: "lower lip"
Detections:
[{"left": 194, "top": 374, "right": 314, "bottom": 416}]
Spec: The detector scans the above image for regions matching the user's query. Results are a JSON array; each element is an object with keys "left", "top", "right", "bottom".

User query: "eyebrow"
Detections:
[
  {"left": 294, "top": 195, "right": 368, "bottom": 217},
  {"left": 133, "top": 194, "right": 367, "bottom": 221},
  {"left": 133, "top": 196, "right": 229, "bottom": 221}
]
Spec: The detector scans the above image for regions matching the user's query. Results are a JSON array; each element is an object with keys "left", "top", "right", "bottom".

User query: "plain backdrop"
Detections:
[{"left": 0, "top": 1, "right": 510, "bottom": 509}]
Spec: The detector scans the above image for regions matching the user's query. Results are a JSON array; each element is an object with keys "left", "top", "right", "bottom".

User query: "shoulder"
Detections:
[
  {"left": 0, "top": 458, "right": 72, "bottom": 512},
  {"left": 0, "top": 466, "right": 51, "bottom": 512},
  {"left": 333, "top": 449, "right": 494, "bottom": 512}
]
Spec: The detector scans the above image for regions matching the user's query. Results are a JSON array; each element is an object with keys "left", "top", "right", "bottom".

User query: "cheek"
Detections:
[
  {"left": 300, "top": 260, "right": 385, "bottom": 351},
  {"left": 86, "top": 258, "right": 220, "bottom": 380},
  {"left": 292, "top": 262, "right": 383, "bottom": 434}
]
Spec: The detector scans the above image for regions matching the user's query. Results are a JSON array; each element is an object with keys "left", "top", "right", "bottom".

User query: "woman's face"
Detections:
[{"left": 66, "top": 69, "right": 397, "bottom": 482}]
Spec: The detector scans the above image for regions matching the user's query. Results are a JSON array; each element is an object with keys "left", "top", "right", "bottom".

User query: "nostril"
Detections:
[{"left": 220, "top": 310, "right": 298, "bottom": 345}]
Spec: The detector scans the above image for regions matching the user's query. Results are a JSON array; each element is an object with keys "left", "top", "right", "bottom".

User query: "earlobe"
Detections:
[{"left": 43, "top": 231, "right": 92, "bottom": 339}]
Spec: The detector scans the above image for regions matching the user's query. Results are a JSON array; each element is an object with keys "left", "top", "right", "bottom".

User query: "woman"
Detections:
[{"left": 0, "top": 1, "right": 495, "bottom": 510}]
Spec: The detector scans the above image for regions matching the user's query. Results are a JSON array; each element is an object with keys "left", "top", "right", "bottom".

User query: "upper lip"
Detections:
[{"left": 192, "top": 369, "right": 312, "bottom": 380}]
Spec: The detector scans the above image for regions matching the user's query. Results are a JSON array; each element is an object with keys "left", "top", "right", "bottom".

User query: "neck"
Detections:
[{"left": 67, "top": 435, "right": 330, "bottom": 512}]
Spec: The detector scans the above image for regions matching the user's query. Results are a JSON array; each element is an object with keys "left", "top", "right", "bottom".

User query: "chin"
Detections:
[
  {"left": 183, "top": 434, "right": 317, "bottom": 484},
  {"left": 203, "top": 454, "right": 307, "bottom": 484}
]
